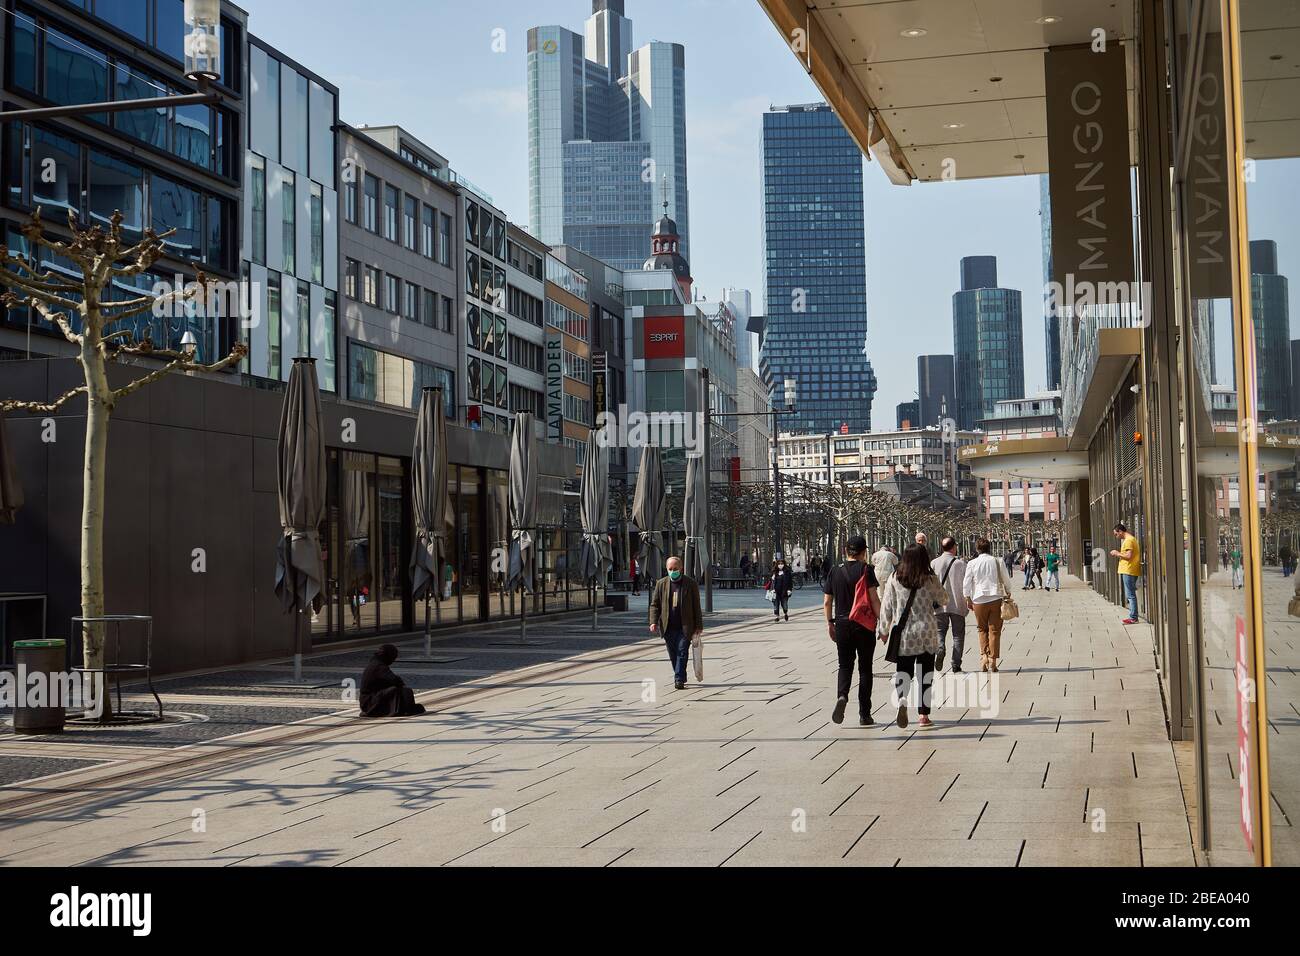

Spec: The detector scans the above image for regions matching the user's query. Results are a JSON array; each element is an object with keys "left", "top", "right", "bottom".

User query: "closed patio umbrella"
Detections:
[
  {"left": 577, "top": 429, "right": 612, "bottom": 630},
  {"left": 682, "top": 453, "right": 709, "bottom": 582},
  {"left": 0, "top": 413, "right": 23, "bottom": 524},
  {"left": 632, "top": 446, "right": 667, "bottom": 593},
  {"left": 410, "top": 387, "right": 449, "bottom": 657},
  {"left": 274, "top": 358, "right": 326, "bottom": 684},
  {"left": 506, "top": 412, "right": 537, "bottom": 642}
]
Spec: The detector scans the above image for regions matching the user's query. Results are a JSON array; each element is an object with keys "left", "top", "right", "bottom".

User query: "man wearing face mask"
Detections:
[{"left": 649, "top": 556, "right": 704, "bottom": 690}]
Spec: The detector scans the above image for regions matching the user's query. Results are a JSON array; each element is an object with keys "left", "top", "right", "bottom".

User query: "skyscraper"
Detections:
[
  {"left": 897, "top": 401, "right": 920, "bottom": 430},
  {"left": 527, "top": 2, "right": 688, "bottom": 272},
  {"left": 1041, "top": 175, "right": 1062, "bottom": 390},
  {"left": 759, "top": 103, "right": 877, "bottom": 435},
  {"left": 1251, "top": 240, "right": 1291, "bottom": 421},
  {"left": 918, "top": 354, "right": 956, "bottom": 428},
  {"left": 953, "top": 256, "right": 1025, "bottom": 430}
]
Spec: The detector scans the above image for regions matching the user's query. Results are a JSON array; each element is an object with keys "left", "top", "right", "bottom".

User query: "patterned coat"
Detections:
[{"left": 876, "top": 574, "right": 950, "bottom": 657}]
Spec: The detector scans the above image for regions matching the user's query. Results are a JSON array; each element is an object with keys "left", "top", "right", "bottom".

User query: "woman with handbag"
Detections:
[
  {"left": 876, "top": 544, "right": 949, "bottom": 729},
  {"left": 963, "top": 537, "right": 1015, "bottom": 672},
  {"left": 768, "top": 559, "right": 794, "bottom": 622}
]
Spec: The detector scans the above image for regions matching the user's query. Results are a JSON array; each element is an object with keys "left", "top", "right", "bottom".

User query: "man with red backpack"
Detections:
[{"left": 823, "top": 535, "right": 881, "bottom": 726}]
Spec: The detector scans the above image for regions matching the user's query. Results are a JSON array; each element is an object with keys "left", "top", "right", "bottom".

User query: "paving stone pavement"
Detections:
[{"left": 0, "top": 575, "right": 1195, "bottom": 867}]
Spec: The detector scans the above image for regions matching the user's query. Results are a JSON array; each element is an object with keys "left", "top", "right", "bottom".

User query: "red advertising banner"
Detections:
[
  {"left": 1235, "top": 615, "right": 1254, "bottom": 854},
  {"left": 643, "top": 316, "right": 686, "bottom": 359}
]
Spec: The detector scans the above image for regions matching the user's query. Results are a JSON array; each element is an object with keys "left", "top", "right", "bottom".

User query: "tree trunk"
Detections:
[{"left": 80, "top": 334, "right": 112, "bottom": 720}]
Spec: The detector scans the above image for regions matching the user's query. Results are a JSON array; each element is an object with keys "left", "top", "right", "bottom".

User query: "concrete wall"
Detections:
[{"left": 0, "top": 359, "right": 572, "bottom": 675}]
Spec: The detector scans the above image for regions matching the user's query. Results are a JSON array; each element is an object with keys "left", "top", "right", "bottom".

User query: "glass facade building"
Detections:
[
  {"left": 1249, "top": 240, "right": 1290, "bottom": 421},
  {"left": 759, "top": 104, "right": 877, "bottom": 435},
  {"left": 952, "top": 256, "right": 1025, "bottom": 430},
  {"left": 1040, "top": 175, "right": 1062, "bottom": 390},
  {"left": 526, "top": 3, "right": 687, "bottom": 272}
]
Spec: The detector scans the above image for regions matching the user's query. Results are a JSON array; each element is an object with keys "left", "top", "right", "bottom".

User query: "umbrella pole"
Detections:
[
  {"left": 424, "top": 595, "right": 431, "bottom": 658},
  {"left": 292, "top": 611, "right": 302, "bottom": 683}
]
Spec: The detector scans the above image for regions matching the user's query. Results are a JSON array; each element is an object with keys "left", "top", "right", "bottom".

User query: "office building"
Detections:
[
  {"left": 338, "top": 125, "right": 458, "bottom": 419},
  {"left": 953, "top": 255, "right": 1024, "bottom": 430},
  {"left": 1041, "top": 175, "right": 1061, "bottom": 390},
  {"left": 0, "top": 3, "right": 582, "bottom": 672},
  {"left": 896, "top": 401, "right": 920, "bottom": 430},
  {"left": 759, "top": 103, "right": 877, "bottom": 435},
  {"left": 978, "top": 392, "right": 1064, "bottom": 521},
  {"left": 1250, "top": 240, "right": 1290, "bottom": 422},
  {"left": 776, "top": 426, "right": 981, "bottom": 503},
  {"left": 1, "top": 0, "right": 245, "bottom": 365},
  {"left": 527, "top": 2, "right": 688, "bottom": 271},
  {"left": 917, "top": 354, "right": 956, "bottom": 429},
  {"left": 243, "top": 38, "right": 340, "bottom": 390}
]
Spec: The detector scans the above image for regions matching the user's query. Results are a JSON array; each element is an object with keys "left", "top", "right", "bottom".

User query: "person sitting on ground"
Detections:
[{"left": 359, "top": 644, "right": 426, "bottom": 718}]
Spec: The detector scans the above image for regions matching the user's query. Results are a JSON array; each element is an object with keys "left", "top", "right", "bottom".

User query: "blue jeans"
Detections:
[
  {"left": 664, "top": 628, "right": 690, "bottom": 684},
  {"left": 1121, "top": 573, "right": 1139, "bottom": 620}
]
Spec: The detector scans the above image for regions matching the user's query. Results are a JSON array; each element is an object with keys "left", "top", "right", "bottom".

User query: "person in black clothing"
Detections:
[
  {"left": 823, "top": 535, "right": 881, "bottom": 726},
  {"left": 359, "top": 644, "right": 426, "bottom": 718},
  {"left": 768, "top": 559, "right": 794, "bottom": 621}
]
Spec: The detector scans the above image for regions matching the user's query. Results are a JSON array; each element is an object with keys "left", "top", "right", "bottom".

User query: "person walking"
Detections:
[
  {"left": 1021, "top": 548, "right": 1037, "bottom": 590},
  {"left": 964, "top": 537, "right": 1013, "bottom": 672},
  {"left": 872, "top": 544, "right": 898, "bottom": 589},
  {"left": 824, "top": 535, "right": 881, "bottom": 727},
  {"left": 931, "top": 537, "right": 968, "bottom": 672},
  {"left": 877, "top": 544, "right": 949, "bottom": 729},
  {"left": 648, "top": 556, "right": 703, "bottom": 691},
  {"left": 740, "top": 551, "right": 751, "bottom": 584},
  {"left": 1230, "top": 546, "right": 1244, "bottom": 589},
  {"left": 631, "top": 554, "right": 640, "bottom": 596},
  {"left": 768, "top": 558, "right": 794, "bottom": 622},
  {"left": 1030, "top": 547, "right": 1045, "bottom": 590},
  {"left": 1045, "top": 545, "right": 1061, "bottom": 592},
  {"left": 1109, "top": 523, "right": 1142, "bottom": 623}
]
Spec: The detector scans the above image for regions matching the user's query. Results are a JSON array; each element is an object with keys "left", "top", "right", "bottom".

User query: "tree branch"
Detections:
[
  {"left": 0, "top": 269, "right": 84, "bottom": 312},
  {"left": 8, "top": 296, "right": 84, "bottom": 345},
  {"left": 101, "top": 278, "right": 209, "bottom": 326},
  {"left": 111, "top": 343, "right": 248, "bottom": 403},
  {"left": 0, "top": 253, "right": 83, "bottom": 292},
  {"left": 0, "top": 384, "right": 87, "bottom": 415}
]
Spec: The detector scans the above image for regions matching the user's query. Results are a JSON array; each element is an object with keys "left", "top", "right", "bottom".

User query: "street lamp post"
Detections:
[{"left": 0, "top": 1, "right": 222, "bottom": 123}]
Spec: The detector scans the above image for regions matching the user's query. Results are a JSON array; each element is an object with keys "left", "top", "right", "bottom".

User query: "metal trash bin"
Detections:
[{"left": 13, "top": 639, "right": 66, "bottom": 735}]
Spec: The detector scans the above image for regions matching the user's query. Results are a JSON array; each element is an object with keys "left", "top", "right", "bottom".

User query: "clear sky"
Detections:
[{"left": 240, "top": 0, "right": 1299, "bottom": 419}]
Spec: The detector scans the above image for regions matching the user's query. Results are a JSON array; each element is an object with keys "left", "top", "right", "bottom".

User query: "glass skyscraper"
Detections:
[
  {"left": 759, "top": 104, "right": 877, "bottom": 436},
  {"left": 953, "top": 256, "right": 1025, "bottom": 430},
  {"left": 1250, "top": 240, "right": 1291, "bottom": 421},
  {"left": 527, "top": 2, "right": 688, "bottom": 272},
  {"left": 1041, "top": 175, "right": 1061, "bottom": 390}
]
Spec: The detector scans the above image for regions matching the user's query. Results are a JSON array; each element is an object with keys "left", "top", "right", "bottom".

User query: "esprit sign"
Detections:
[{"left": 643, "top": 316, "right": 686, "bottom": 359}]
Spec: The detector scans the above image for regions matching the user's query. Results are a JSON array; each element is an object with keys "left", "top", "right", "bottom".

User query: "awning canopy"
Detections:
[
  {"left": 961, "top": 437, "right": 1088, "bottom": 482},
  {"left": 756, "top": 0, "right": 1300, "bottom": 184}
]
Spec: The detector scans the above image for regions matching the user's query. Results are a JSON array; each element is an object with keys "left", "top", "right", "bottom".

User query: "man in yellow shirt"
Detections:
[{"left": 1109, "top": 523, "right": 1142, "bottom": 624}]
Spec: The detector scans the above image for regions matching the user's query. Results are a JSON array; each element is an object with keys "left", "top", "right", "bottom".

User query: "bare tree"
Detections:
[{"left": 0, "top": 209, "right": 246, "bottom": 717}]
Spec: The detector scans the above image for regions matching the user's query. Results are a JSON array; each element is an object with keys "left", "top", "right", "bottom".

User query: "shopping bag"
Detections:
[
  {"left": 691, "top": 633, "right": 703, "bottom": 682},
  {"left": 765, "top": 589, "right": 776, "bottom": 602},
  {"left": 1001, "top": 595, "right": 1020, "bottom": 622},
  {"left": 1288, "top": 595, "right": 1300, "bottom": 618}
]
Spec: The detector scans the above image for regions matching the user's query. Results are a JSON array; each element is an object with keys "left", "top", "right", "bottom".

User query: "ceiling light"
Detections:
[
  {"left": 943, "top": 123, "right": 965, "bottom": 130},
  {"left": 1035, "top": 16, "right": 1063, "bottom": 25},
  {"left": 900, "top": 28, "right": 928, "bottom": 38}
]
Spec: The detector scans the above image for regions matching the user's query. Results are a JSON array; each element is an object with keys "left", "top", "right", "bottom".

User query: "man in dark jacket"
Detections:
[
  {"left": 649, "top": 556, "right": 703, "bottom": 690},
  {"left": 359, "top": 644, "right": 426, "bottom": 717}
]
